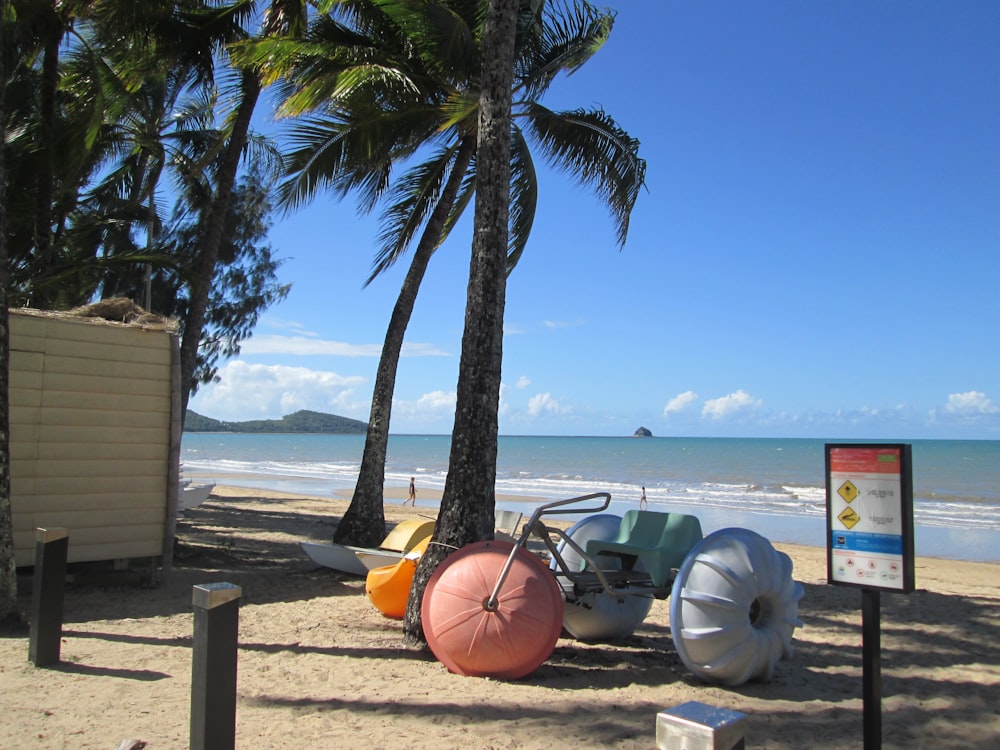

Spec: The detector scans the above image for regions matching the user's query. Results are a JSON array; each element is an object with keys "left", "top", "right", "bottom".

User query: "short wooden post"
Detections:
[
  {"left": 190, "top": 582, "right": 242, "bottom": 750},
  {"left": 29, "top": 527, "right": 69, "bottom": 667}
]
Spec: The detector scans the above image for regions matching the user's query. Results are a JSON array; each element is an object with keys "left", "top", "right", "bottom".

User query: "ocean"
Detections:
[{"left": 180, "top": 434, "right": 1000, "bottom": 563}]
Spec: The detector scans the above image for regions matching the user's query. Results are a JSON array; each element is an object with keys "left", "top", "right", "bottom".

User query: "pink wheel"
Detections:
[{"left": 422, "top": 540, "right": 563, "bottom": 679}]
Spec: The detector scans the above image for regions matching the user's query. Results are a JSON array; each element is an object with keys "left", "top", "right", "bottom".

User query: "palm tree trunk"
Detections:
[
  {"left": 178, "top": 70, "right": 261, "bottom": 424},
  {"left": 177, "top": 1, "right": 306, "bottom": 416},
  {"left": 32, "top": 24, "right": 60, "bottom": 308},
  {"left": 334, "top": 135, "right": 477, "bottom": 547},
  {"left": 403, "top": 0, "right": 519, "bottom": 643},
  {"left": 0, "top": 13, "right": 22, "bottom": 625}
]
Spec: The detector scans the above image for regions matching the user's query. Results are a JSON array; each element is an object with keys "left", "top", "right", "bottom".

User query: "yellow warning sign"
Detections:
[
  {"left": 838, "top": 506, "right": 860, "bottom": 529},
  {"left": 838, "top": 481, "right": 859, "bottom": 503}
]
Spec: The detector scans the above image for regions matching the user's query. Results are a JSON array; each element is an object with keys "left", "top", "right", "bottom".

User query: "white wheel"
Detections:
[
  {"left": 670, "top": 528, "right": 804, "bottom": 685},
  {"left": 554, "top": 514, "right": 653, "bottom": 641},
  {"left": 551, "top": 513, "right": 623, "bottom": 595}
]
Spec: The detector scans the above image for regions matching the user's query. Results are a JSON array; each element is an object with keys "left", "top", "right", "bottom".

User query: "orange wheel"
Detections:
[{"left": 422, "top": 540, "right": 563, "bottom": 679}]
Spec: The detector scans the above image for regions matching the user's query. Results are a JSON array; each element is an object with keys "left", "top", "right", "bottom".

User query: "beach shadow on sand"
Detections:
[
  {"left": 15, "top": 496, "right": 367, "bottom": 624},
  {"left": 230, "top": 576, "right": 999, "bottom": 749},
  {"left": 11, "top": 492, "right": 999, "bottom": 748}
]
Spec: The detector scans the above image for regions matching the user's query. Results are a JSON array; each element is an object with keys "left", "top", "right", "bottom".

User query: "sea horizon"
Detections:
[{"left": 181, "top": 433, "right": 1000, "bottom": 564}]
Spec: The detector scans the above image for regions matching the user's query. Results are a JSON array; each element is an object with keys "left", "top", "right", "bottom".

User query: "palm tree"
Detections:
[
  {"left": 403, "top": 0, "right": 521, "bottom": 641},
  {"left": 2, "top": 0, "right": 110, "bottom": 308},
  {"left": 19, "top": 0, "right": 64, "bottom": 308},
  {"left": 3, "top": 0, "right": 299, "bottom": 399},
  {"left": 1, "top": 3, "right": 22, "bottom": 627},
  {"left": 177, "top": 0, "right": 309, "bottom": 423},
  {"left": 247, "top": 0, "right": 645, "bottom": 547},
  {"left": 4, "top": 0, "right": 191, "bottom": 307},
  {"left": 74, "top": 68, "right": 222, "bottom": 297},
  {"left": 1, "top": 0, "right": 227, "bottom": 307},
  {"left": 15, "top": 0, "right": 302, "bottom": 417}
]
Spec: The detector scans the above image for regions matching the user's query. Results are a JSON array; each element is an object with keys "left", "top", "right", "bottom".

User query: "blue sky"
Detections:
[{"left": 189, "top": 1, "right": 1000, "bottom": 439}]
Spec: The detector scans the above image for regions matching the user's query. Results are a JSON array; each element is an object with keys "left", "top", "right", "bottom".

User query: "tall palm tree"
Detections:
[
  {"left": 1, "top": 2, "right": 22, "bottom": 626},
  {"left": 1, "top": 0, "right": 236, "bottom": 307},
  {"left": 77, "top": 67, "right": 221, "bottom": 296},
  {"left": 178, "top": 0, "right": 308, "bottom": 422},
  {"left": 4, "top": 0, "right": 203, "bottom": 307},
  {"left": 2, "top": 0, "right": 111, "bottom": 308},
  {"left": 403, "top": 0, "right": 521, "bottom": 641},
  {"left": 4, "top": 0, "right": 299, "bottom": 397},
  {"left": 24, "top": 0, "right": 303, "bottom": 417},
  {"left": 247, "top": 0, "right": 645, "bottom": 547},
  {"left": 19, "top": 0, "right": 65, "bottom": 308}
]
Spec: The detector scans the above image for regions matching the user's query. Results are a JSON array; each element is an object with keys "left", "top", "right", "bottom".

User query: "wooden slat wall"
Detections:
[{"left": 8, "top": 310, "right": 178, "bottom": 567}]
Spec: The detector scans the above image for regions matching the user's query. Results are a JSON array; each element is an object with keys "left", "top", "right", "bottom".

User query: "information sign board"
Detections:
[{"left": 826, "top": 444, "right": 914, "bottom": 593}]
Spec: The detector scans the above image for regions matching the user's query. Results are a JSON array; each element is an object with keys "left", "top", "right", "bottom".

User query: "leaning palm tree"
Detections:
[
  {"left": 244, "top": 0, "right": 645, "bottom": 547},
  {"left": 177, "top": 0, "right": 307, "bottom": 423}
]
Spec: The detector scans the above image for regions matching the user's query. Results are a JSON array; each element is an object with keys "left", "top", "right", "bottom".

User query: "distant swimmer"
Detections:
[
  {"left": 639, "top": 486, "right": 647, "bottom": 510},
  {"left": 405, "top": 477, "right": 416, "bottom": 506}
]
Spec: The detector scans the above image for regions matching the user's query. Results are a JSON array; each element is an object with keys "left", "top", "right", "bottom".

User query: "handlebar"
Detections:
[
  {"left": 485, "top": 492, "right": 611, "bottom": 610},
  {"left": 518, "top": 492, "right": 612, "bottom": 543}
]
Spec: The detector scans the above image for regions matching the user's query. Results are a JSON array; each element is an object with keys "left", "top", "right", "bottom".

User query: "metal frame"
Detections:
[{"left": 485, "top": 493, "right": 677, "bottom": 610}]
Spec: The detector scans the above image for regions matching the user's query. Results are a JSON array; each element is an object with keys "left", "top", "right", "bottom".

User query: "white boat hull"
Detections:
[
  {"left": 300, "top": 541, "right": 375, "bottom": 576},
  {"left": 179, "top": 482, "right": 215, "bottom": 511}
]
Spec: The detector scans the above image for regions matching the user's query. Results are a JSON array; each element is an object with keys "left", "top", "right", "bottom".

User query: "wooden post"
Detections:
[
  {"left": 29, "top": 527, "right": 69, "bottom": 667},
  {"left": 190, "top": 582, "right": 242, "bottom": 750}
]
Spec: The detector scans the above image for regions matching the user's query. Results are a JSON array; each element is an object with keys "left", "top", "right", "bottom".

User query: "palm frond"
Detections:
[
  {"left": 367, "top": 142, "right": 463, "bottom": 283},
  {"left": 507, "top": 124, "right": 537, "bottom": 271},
  {"left": 262, "top": 0, "right": 309, "bottom": 38},
  {"left": 230, "top": 19, "right": 375, "bottom": 88},
  {"left": 525, "top": 102, "right": 646, "bottom": 247},
  {"left": 441, "top": 157, "right": 476, "bottom": 242},
  {"left": 365, "top": 0, "right": 482, "bottom": 85},
  {"left": 281, "top": 63, "right": 427, "bottom": 117},
  {"left": 438, "top": 89, "right": 480, "bottom": 131},
  {"left": 283, "top": 97, "right": 448, "bottom": 203},
  {"left": 277, "top": 116, "right": 393, "bottom": 211},
  {"left": 517, "top": 0, "right": 612, "bottom": 101},
  {"left": 277, "top": 109, "right": 446, "bottom": 213}
]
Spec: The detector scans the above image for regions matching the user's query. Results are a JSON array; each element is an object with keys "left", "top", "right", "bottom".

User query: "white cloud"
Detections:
[
  {"left": 543, "top": 318, "right": 584, "bottom": 330},
  {"left": 943, "top": 390, "right": 998, "bottom": 416},
  {"left": 528, "top": 392, "right": 562, "bottom": 416},
  {"left": 189, "top": 361, "right": 367, "bottom": 421},
  {"left": 664, "top": 390, "right": 698, "bottom": 415},
  {"left": 702, "top": 389, "right": 762, "bottom": 419},
  {"left": 241, "top": 334, "right": 449, "bottom": 357},
  {"left": 400, "top": 342, "right": 452, "bottom": 357},
  {"left": 241, "top": 334, "right": 378, "bottom": 356},
  {"left": 390, "top": 390, "right": 457, "bottom": 430},
  {"left": 414, "top": 390, "right": 457, "bottom": 411},
  {"left": 260, "top": 317, "right": 321, "bottom": 336},
  {"left": 515, "top": 375, "right": 531, "bottom": 389}
]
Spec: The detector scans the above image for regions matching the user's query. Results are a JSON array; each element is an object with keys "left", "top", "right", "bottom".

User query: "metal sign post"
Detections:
[
  {"left": 826, "top": 444, "right": 914, "bottom": 750},
  {"left": 862, "top": 588, "right": 882, "bottom": 749}
]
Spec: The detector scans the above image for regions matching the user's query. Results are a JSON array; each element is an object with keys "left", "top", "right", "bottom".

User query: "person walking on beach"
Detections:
[
  {"left": 405, "top": 477, "right": 416, "bottom": 506},
  {"left": 639, "top": 486, "right": 647, "bottom": 510}
]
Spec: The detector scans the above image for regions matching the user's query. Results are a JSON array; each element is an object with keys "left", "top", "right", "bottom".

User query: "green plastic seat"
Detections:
[{"left": 585, "top": 510, "right": 703, "bottom": 588}]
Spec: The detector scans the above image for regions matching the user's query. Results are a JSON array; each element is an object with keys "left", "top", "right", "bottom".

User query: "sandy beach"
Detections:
[{"left": 2, "top": 485, "right": 998, "bottom": 749}]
